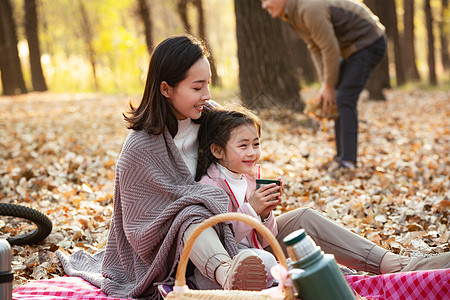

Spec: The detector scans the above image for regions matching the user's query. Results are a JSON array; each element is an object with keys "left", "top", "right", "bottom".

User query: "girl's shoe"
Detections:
[{"left": 401, "top": 252, "right": 450, "bottom": 272}]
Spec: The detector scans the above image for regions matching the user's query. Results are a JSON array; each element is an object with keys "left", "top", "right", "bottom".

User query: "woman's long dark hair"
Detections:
[
  {"left": 195, "top": 105, "right": 261, "bottom": 182},
  {"left": 123, "top": 35, "right": 209, "bottom": 137}
]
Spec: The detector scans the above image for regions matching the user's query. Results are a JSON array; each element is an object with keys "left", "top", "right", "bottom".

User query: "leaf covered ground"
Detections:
[{"left": 0, "top": 89, "right": 449, "bottom": 288}]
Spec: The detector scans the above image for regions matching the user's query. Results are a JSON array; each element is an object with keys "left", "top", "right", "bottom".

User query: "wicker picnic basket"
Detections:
[{"left": 165, "top": 212, "right": 296, "bottom": 300}]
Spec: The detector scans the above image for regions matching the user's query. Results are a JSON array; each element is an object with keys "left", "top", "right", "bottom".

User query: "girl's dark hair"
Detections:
[
  {"left": 123, "top": 35, "right": 209, "bottom": 137},
  {"left": 195, "top": 104, "right": 261, "bottom": 181}
]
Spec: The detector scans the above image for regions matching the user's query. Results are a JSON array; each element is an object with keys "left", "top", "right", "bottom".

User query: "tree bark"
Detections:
[
  {"left": 235, "top": 0, "right": 303, "bottom": 111},
  {"left": 194, "top": 0, "right": 205, "bottom": 38},
  {"left": 386, "top": 0, "right": 405, "bottom": 85},
  {"left": 138, "top": 0, "right": 154, "bottom": 55},
  {"left": 363, "top": 0, "right": 389, "bottom": 100},
  {"left": 366, "top": 53, "right": 389, "bottom": 100},
  {"left": 403, "top": 0, "right": 421, "bottom": 81},
  {"left": 177, "top": 0, "right": 221, "bottom": 86},
  {"left": 177, "top": 0, "right": 191, "bottom": 32},
  {"left": 424, "top": 0, "right": 437, "bottom": 85},
  {"left": 282, "top": 23, "right": 317, "bottom": 84},
  {"left": 193, "top": 0, "right": 221, "bottom": 86},
  {"left": 0, "top": 0, "right": 27, "bottom": 95},
  {"left": 440, "top": 0, "right": 450, "bottom": 71},
  {"left": 79, "top": 0, "right": 99, "bottom": 90},
  {"left": 25, "top": 0, "right": 48, "bottom": 91}
]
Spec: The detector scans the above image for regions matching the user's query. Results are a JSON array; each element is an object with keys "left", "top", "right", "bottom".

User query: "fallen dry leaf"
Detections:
[{"left": 0, "top": 89, "right": 449, "bottom": 288}]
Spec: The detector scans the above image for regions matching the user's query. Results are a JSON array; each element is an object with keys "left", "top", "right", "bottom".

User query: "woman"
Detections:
[{"left": 57, "top": 35, "right": 450, "bottom": 300}]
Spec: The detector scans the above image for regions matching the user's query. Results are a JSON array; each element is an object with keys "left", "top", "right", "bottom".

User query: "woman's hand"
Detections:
[{"left": 249, "top": 183, "right": 281, "bottom": 219}]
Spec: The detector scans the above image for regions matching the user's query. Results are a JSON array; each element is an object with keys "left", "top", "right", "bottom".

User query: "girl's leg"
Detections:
[
  {"left": 268, "top": 208, "right": 388, "bottom": 274},
  {"left": 266, "top": 208, "right": 449, "bottom": 274},
  {"left": 183, "top": 223, "right": 267, "bottom": 290}
]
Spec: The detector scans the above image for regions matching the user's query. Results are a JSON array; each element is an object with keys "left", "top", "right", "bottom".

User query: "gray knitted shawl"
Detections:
[{"left": 57, "top": 129, "right": 238, "bottom": 299}]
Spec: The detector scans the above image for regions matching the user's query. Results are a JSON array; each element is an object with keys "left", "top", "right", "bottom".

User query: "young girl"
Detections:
[
  {"left": 195, "top": 106, "right": 281, "bottom": 287},
  {"left": 195, "top": 105, "right": 450, "bottom": 285},
  {"left": 56, "top": 35, "right": 450, "bottom": 300}
]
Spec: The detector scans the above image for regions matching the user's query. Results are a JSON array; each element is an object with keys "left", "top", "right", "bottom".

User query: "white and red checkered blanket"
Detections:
[{"left": 13, "top": 269, "right": 450, "bottom": 300}]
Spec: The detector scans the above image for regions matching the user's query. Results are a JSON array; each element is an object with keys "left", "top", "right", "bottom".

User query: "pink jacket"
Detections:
[{"left": 198, "top": 163, "right": 278, "bottom": 249}]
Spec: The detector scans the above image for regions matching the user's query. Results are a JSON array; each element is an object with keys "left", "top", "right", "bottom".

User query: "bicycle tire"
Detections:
[{"left": 0, "top": 203, "right": 53, "bottom": 245}]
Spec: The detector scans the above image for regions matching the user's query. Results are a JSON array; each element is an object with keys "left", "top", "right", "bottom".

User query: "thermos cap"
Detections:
[{"left": 283, "top": 229, "right": 307, "bottom": 246}]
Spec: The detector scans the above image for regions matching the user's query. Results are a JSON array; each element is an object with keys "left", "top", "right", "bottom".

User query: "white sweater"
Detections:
[{"left": 173, "top": 118, "right": 200, "bottom": 177}]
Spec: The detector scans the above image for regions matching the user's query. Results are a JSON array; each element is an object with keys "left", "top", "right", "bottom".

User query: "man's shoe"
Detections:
[
  {"left": 328, "top": 160, "right": 356, "bottom": 178},
  {"left": 401, "top": 252, "right": 450, "bottom": 272},
  {"left": 325, "top": 156, "right": 341, "bottom": 172},
  {"left": 223, "top": 250, "right": 267, "bottom": 291},
  {"left": 341, "top": 160, "right": 356, "bottom": 170}
]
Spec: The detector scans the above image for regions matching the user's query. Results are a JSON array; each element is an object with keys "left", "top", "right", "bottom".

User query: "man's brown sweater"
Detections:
[{"left": 284, "top": 0, "right": 385, "bottom": 87}]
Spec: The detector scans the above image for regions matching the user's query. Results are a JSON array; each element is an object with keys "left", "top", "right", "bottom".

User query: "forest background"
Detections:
[
  {"left": 1, "top": 0, "right": 450, "bottom": 100},
  {"left": 0, "top": 0, "right": 449, "bottom": 288}
]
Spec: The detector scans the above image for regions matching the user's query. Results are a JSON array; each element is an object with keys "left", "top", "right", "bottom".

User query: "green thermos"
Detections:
[{"left": 283, "top": 229, "right": 356, "bottom": 300}]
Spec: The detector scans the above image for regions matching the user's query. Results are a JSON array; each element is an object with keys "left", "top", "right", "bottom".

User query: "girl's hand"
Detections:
[
  {"left": 259, "top": 178, "right": 283, "bottom": 219},
  {"left": 249, "top": 183, "right": 281, "bottom": 219}
]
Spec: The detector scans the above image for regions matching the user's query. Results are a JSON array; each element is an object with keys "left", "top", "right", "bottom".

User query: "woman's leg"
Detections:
[
  {"left": 238, "top": 244, "right": 277, "bottom": 287},
  {"left": 267, "top": 208, "right": 388, "bottom": 274},
  {"left": 183, "top": 224, "right": 231, "bottom": 282},
  {"left": 183, "top": 223, "right": 267, "bottom": 290}
]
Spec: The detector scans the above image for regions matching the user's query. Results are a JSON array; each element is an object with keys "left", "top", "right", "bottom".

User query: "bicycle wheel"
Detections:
[{"left": 0, "top": 203, "right": 53, "bottom": 245}]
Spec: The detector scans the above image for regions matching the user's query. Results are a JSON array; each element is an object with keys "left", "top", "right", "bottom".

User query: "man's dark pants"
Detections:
[{"left": 334, "top": 36, "right": 387, "bottom": 163}]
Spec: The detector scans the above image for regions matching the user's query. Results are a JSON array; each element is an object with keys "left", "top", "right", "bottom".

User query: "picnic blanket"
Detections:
[
  {"left": 346, "top": 269, "right": 449, "bottom": 299},
  {"left": 12, "top": 269, "right": 450, "bottom": 300}
]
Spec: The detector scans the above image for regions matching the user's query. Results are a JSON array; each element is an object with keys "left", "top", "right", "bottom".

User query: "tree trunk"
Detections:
[
  {"left": 176, "top": 0, "right": 221, "bottom": 86},
  {"left": 424, "top": 0, "right": 437, "bottom": 85},
  {"left": 79, "top": 0, "right": 99, "bottom": 90},
  {"left": 0, "top": 0, "right": 27, "bottom": 95},
  {"left": 282, "top": 23, "right": 317, "bottom": 84},
  {"left": 25, "top": 0, "right": 48, "bottom": 92},
  {"left": 177, "top": 0, "right": 191, "bottom": 32},
  {"left": 403, "top": 0, "right": 421, "bottom": 81},
  {"left": 234, "top": 0, "right": 303, "bottom": 111},
  {"left": 193, "top": 0, "right": 221, "bottom": 86},
  {"left": 363, "top": 0, "right": 389, "bottom": 100},
  {"left": 195, "top": 0, "right": 205, "bottom": 38},
  {"left": 138, "top": 0, "right": 154, "bottom": 55},
  {"left": 440, "top": 0, "right": 450, "bottom": 71},
  {"left": 386, "top": 0, "right": 405, "bottom": 85},
  {"left": 366, "top": 54, "right": 389, "bottom": 100}
]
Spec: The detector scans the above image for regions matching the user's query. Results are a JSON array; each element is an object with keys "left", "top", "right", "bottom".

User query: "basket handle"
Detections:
[{"left": 175, "top": 212, "right": 295, "bottom": 299}]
